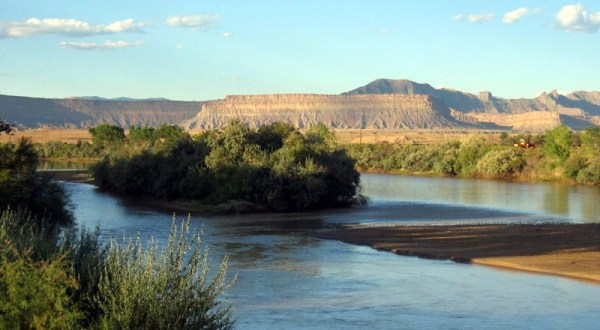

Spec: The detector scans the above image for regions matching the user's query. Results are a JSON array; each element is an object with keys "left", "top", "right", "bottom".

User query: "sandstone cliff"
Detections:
[
  {"left": 345, "top": 79, "right": 600, "bottom": 131},
  {"left": 184, "top": 94, "right": 468, "bottom": 130}
]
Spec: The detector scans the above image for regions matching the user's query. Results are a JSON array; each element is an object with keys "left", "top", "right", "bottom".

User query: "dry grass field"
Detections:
[
  {"left": 0, "top": 128, "right": 92, "bottom": 144},
  {"left": 332, "top": 129, "right": 502, "bottom": 144},
  {"left": 1, "top": 128, "right": 504, "bottom": 145}
]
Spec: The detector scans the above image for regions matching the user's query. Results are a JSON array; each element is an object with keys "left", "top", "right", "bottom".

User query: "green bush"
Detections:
[
  {"left": 476, "top": 148, "right": 525, "bottom": 177},
  {"left": 96, "top": 216, "right": 235, "bottom": 330},
  {"left": 0, "top": 244, "right": 82, "bottom": 329},
  {"left": 455, "top": 135, "right": 490, "bottom": 175},
  {"left": 540, "top": 125, "right": 572, "bottom": 162},
  {"left": 89, "top": 124, "right": 125, "bottom": 146},
  {"left": 576, "top": 159, "right": 600, "bottom": 184}
]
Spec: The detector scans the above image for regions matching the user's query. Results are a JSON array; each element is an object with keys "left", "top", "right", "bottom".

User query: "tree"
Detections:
[
  {"left": 0, "top": 119, "right": 15, "bottom": 135},
  {"left": 128, "top": 126, "right": 156, "bottom": 143},
  {"left": 250, "top": 122, "right": 295, "bottom": 152},
  {"left": 89, "top": 124, "right": 125, "bottom": 145},
  {"left": 0, "top": 140, "right": 73, "bottom": 226},
  {"left": 540, "top": 125, "right": 572, "bottom": 162}
]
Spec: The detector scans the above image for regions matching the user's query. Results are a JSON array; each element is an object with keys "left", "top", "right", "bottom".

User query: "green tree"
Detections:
[
  {"left": 0, "top": 140, "right": 73, "bottom": 226},
  {"left": 154, "top": 124, "right": 190, "bottom": 143},
  {"left": 128, "top": 126, "right": 156, "bottom": 143},
  {"left": 89, "top": 124, "right": 125, "bottom": 145},
  {"left": 540, "top": 125, "right": 572, "bottom": 162},
  {"left": 252, "top": 122, "right": 296, "bottom": 151}
]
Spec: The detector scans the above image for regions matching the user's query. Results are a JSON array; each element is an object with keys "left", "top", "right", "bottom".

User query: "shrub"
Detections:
[
  {"left": 476, "top": 148, "right": 525, "bottom": 177},
  {"left": 576, "top": 159, "right": 600, "bottom": 184},
  {"left": 89, "top": 124, "right": 125, "bottom": 146},
  {"left": 96, "top": 216, "right": 236, "bottom": 329},
  {"left": 540, "top": 125, "right": 572, "bottom": 162},
  {"left": 455, "top": 135, "right": 490, "bottom": 175},
  {"left": 0, "top": 244, "right": 82, "bottom": 329}
]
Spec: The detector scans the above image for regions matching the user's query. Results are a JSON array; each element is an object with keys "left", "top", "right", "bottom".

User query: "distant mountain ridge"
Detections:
[
  {"left": 0, "top": 94, "right": 203, "bottom": 129},
  {"left": 2, "top": 79, "right": 600, "bottom": 131}
]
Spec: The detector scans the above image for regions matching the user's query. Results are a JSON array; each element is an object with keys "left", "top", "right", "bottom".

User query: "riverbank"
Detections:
[{"left": 316, "top": 223, "right": 600, "bottom": 284}]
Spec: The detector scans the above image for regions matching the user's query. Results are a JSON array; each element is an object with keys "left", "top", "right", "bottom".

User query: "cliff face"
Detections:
[
  {"left": 0, "top": 94, "right": 202, "bottom": 129},
  {"left": 344, "top": 79, "right": 600, "bottom": 131},
  {"left": 184, "top": 94, "right": 468, "bottom": 130}
]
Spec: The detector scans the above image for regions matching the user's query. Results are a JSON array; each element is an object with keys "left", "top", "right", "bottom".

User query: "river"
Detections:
[{"left": 63, "top": 174, "right": 600, "bottom": 329}]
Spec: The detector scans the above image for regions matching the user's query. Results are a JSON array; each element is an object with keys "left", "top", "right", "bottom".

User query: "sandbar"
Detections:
[{"left": 317, "top": 223, "right": 600, "bottom": 283}]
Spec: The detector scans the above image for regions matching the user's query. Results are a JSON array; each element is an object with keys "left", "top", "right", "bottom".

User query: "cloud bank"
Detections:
[
  {"left": 166, "top": 15, "right": 218, "bottom": 29},
  {"left": 60, "top": 40, "right": 144, "bottom": 50},
  {"left": 555, "top": 4, "right": 600, "bottom": 33},
  {"left": 0, "top": 18, "right": 145, "bottom": 38}
]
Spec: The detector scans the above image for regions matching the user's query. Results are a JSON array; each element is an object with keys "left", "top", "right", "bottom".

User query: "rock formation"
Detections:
[
  {"left": 184, "top": 94, "right": 468, "bottom": 130},
  {"left": 2, "top": 79, "right": 600, "bottom": 132}
]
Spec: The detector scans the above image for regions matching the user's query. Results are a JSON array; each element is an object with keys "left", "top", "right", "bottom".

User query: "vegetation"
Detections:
[
  {"left": 0, "top": 123, "right": 235, "bottom": 329},
  {"left": 345, "top": 125, "right": 600, "bottom": 184},
  {"left": 92, "top": 121, "right": 365, "bottom": 211},
  {"left": 97, "top": 217, "right": 235, "bottom": 329},
  {"left": 89, "top": 124, "right": 125, "bottom": 146},
  {"left": 0, "top": 140, "right": 73, "bottom": 226}
]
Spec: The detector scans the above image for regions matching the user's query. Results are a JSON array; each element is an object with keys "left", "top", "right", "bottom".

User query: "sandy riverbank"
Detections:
[{"left": 316, "top": 224, "right": 600, "bottom": 284}]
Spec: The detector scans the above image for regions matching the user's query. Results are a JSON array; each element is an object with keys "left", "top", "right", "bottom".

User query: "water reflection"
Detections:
[{"left": 361, "top": 173, "right": 600, "bottom": 223}]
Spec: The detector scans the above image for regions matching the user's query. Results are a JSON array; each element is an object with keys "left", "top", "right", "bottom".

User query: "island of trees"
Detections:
[{"left": 90, "top": 120, "right": 366, "bottom": 212}]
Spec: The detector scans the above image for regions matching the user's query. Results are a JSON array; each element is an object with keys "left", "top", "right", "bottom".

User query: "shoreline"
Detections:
[{"left": 316, "top": 223, "right": 600, "bottom": 284}]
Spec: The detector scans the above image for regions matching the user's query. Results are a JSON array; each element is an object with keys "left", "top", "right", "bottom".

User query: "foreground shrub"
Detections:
[
  {"left": 96, "top": 216, "right": 236, "bottom": 329},
  {"left": 0, "top": 244, "right": 82, "bottom": 329}
]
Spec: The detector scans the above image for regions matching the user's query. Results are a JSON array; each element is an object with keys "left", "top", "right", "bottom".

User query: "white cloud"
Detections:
[
  {"left": 555, "top": 4, "right": 600, "bottom": 33},
  {"left": 452, "top": 14, "right": 465, "bottom": 22},
  {"left": 166, "top": 15, "right": 218, "bottom": 29},
  {"left": 60, "top": 40, "right": 144, "bottom": 51},
  {"left": 0, "top": 18, "right": 145, "bottom": 38},
  {"left": 503, "top": 7, "right": 541, "bottom": 24},
  {"left": 176, "top": 44, "right": 184, "bottom": 49},
  {"left": 468, "top": 13, "right": 495, "bottom": 23},
  {"left": 222, "top": 32, "right": 232, "bottom": 38}
]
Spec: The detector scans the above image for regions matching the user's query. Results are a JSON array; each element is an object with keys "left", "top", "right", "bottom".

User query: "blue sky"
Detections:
[{"left": 1, "top": 1, "right": 599, "bottom": 100}]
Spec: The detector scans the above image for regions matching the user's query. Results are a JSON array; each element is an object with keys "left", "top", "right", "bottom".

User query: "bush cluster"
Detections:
[
  {"left": 347, "top": 125, "right": 600, "bottom": 184},
  {"left": 92, "top": 121, "right": 365, "bottom": 210}
]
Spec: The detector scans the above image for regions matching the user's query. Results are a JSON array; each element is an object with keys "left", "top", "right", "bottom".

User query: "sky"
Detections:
[{"left": 1, "top": 1, "right": 599, "bottom": 101}]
